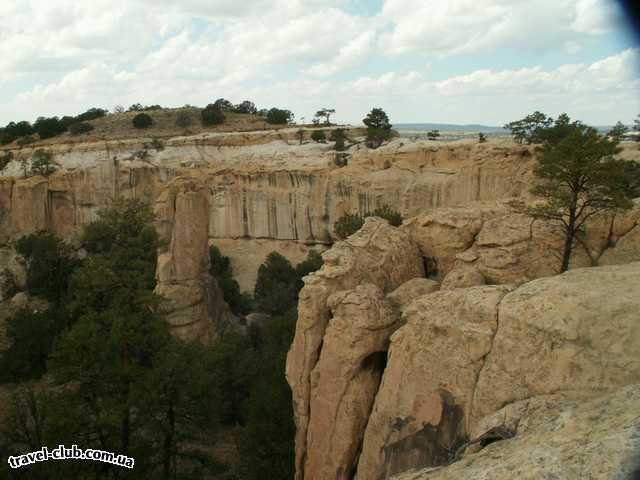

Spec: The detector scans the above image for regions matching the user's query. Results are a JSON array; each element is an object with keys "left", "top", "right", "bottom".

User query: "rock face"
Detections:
[
  {"left": 391, "top": 384, "right": 640, "bottom": 480},
  {"left": 404, "top": 201, "right": 640, "bottom": 285},
  {"left": 286, "top": 218, "right": 424, "bottom": 480},
  {"left": 471, "top": 262, "right": 640, "bottom": 423},
  {"left": 0, "top": 138, "right": 542, "bottom": 285},
  {"left": 154, "top": 177, "right": 231, "bottom": 343},
  {"left": 287, "top": 246, "right": 640, "bottom": 479},
  {"left": 305, "top": 285, "right": 399, "bottom": 480},
  {"left": 356, "top": 286, "right": 513, "bottom": 480}
]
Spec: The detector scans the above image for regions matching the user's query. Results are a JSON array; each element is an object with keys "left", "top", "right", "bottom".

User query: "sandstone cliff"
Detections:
[
  {"left": 286, "top": 206, "right": 640, "bottom": 480},
  {"left": 0, "top": 134, "right": 539, "bottom": 293}
]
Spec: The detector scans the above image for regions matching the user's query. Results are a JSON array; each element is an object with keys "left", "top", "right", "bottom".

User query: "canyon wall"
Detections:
[{"left": 0, "top": 133, "right": 537, "bottom": 293}]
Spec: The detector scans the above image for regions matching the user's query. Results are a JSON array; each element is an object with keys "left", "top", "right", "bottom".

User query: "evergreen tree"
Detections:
[{"left": 529, "top": 120, "right": 640, "bottom": 272}]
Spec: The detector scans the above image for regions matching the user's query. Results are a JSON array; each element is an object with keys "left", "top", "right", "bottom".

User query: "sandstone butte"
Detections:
[{"left": 1, "top": 125, "right": 640, "bottom": 478}]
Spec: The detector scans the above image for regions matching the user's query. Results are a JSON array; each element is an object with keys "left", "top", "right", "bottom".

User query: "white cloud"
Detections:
[
  {"left": 0, "top": 0, "right": 636, "bottom": 126},
  {"left": 378, "top": 0, "right": 623, "bottom": 57}
]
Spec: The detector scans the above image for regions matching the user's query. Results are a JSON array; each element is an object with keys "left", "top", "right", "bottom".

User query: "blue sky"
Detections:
[{"left": 0, "top": 0, "right": 638, "bottom": 126}]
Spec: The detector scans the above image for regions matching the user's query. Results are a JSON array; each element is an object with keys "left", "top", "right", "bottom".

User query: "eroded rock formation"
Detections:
[
  {"left": 286, "top": 218, "right": 424, "bottom": 480},
  {"left": 287, "top": 206, "right": 640, "bottom": 480},
  {"left": 154, "top": 177, "right": 232, "bottom": 343}
]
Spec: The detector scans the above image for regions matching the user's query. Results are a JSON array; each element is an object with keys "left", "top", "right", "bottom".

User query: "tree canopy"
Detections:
[
  {"left": 504, "top": 111, "right": 553, "bottom": 144},
  {"left": 529, "top": 117, "right": 640, "bottom": 272},
  {"left": 363, "top": 108, "right": 393, "bottom": 148}
]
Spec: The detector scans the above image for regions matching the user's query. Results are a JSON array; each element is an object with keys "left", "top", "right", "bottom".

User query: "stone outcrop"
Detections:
[
  {"left": 0, "top": 138, "right": 543, "bottom": 288},
  {"left": 305, "top": 284, "right": 399, "bottom": 480},
  {"left": 404, "top": 200, "right": 640, "bottom": 285},
  {"left": 391, "top": 384, "right": 640, "bottom": 480},
  {"left": 286, "top": 218, "right": 424, "bottom": 480},
  {"left": 154, "top": 177, "right": 231, "bottom": 343},
  {"left": 471, "top": 262, "right": 640, "bottom": 423},
  {"left": 356, "top": 286, "right": 513, "bottom": 480}
]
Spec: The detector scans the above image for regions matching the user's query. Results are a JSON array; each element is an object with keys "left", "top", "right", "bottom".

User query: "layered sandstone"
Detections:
[
  {"left": 154, "top": 177, "right": 232, "bottom": 343},
  {"left": 1, "top": 136, "right": 541, "bottom": 291}
]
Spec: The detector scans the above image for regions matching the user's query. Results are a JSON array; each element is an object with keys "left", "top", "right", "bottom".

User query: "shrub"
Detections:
[
  {"left": 209, "top": 245, "right": 252, "bottom": 316},
  {"left": 175, "top": 111, "right": 193, "bottom": 129},
  {"left": 33, "top": 116, "right": 67, "bottom": 139},
  {"left": 75, "top": 108, "right": 107, "bottom": 122},
  {"left": 132, "top": 113, "right": 153, "bottom": 129},
  {"left": 68, "top": 122, "right": 94, "bottom": 136},
  {"left": 30, "top": 149, "right": 57, "bottom": 177},
  {"left": 311, "top": 130, "right": 326, "bottom": 143},
  {"left": 368, "top": 204, "right": 403, "bottom": 226},
  {"left": 201, "top": 104, "right": 225, "bottom": 126},
  {"left": 479, "top": 132, "right": 487, "bottom": 143},
  {"left": 266, "top": 108, "right": 293, "bottom": 125},
  {"left": 233, "top": 100, "right": 257, "bottom": 114},
  {"left": 15, "top": 231, "right": 79, "bottom": 305},
  {"left": 254, "top": 252, "right": 299, "bottom": 315},
  {"left": 330, "top": 128, "right": 347, "bottom": 151},
  {"left": 334, "top": 205, "right": 403, "bottom": 239},
  {"left": 16, "top": 135, "right": 35, "bottom": 147},
  {"left": 0, "top": 150, "right": 13, "bottom": 171},
  {"left": 334, "top": 213, "right": 365, "bottom": 240},
  {"left": 213, "top": 98, "right": 234, "bottom": 111},
  {"left": 0, "top": 268, "right": 18, "bottom": 299}
]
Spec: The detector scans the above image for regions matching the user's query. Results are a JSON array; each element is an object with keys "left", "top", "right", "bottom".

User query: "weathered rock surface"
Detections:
[
  {"left": 356, "top": 286, "right": 513, "bottom": 480},
  {"left": 305, "top": 284, "right": 400, "bottom": 480},
  {"left": 387, "top": 278, "right": 440, "bottom": 313},
  {"left": 392, "top": 384, "right": 640, "bottom": 480},
  {"left": 286, "top": 217, "right": 424, "bottom": 480},
  {"left": 154, "top": 177, "right": 231, "bottom": 343},
  {"left": 471, "top": 262, "right": 640, "bottom": 423},
  {"left": 405, "top": 201, "right": 640, "bottom": 285},
  {"left": 0, "top": 139, "right": 541, "bottom": 278}
]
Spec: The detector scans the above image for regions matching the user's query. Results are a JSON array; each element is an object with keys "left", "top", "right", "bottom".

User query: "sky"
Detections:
[{"left": 0, "top": 0, "right": 639, "bottom": 127}]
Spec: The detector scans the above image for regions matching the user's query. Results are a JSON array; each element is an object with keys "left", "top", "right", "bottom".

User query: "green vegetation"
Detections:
[
  {"left": 30, "top": 149, "right": 56, "bottom": 176},
  {"left": 608, "top": 121, "right": 629, "bottom": 141},
  {"left": 330, "top": 128, "right": 347, "bottom": 151},
  {"left": 314, "top": 108, "right": 335, "bottom": 125},
  {"left": 363, "top": 107, "right": 393, "bottom": 148},
  {"left": 334, "top": 205, "right": 403, "bottom": 239},
  {"left": 175, "top": 111, "right": 193, "bottom": 129},
  {"left": 504, "top": 111, "right": 553, "bottom": 144},
  {"left": 0, "top": 199, "right": 325, "bottom": 479},
  {"left": 0, "top": 150, "right": 13, "bottom": 170},
  {"left": 68, "top": 121, "right": 94, "bottom": 136},
  {"left": 427, "top": 129, "right": 440, "bottom": 140},
  {"left": 132, "top": 112, "right": 153, "bottom": 129},
  {"left": 266, "top": 108, "right": 294, "bottom": 125},
  {"left": 209, "top": 245, "right": 253, "bottom": 315},
  {"left": 311, "top": 129, "right": 326, "bottom": 143},
  {"left": 33, "top": 117, "right": 67, "bottom": 140},
  {"left": 201, "top": 103, "right": 226, "bottom": 126},
  {"left": 528, "top": 114, "right": 640, "bottom": 272},
  {"left": 479, "top": 132, "right": 487, "bottom": 143},
  {"left": 233, "top": 100, "right": 257, "bottom": 114}
]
